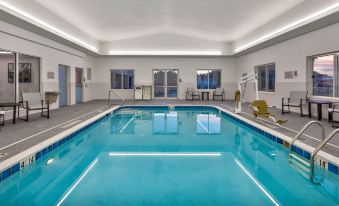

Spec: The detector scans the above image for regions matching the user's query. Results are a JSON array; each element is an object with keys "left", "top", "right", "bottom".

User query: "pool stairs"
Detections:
[{"left": 288, "top": 121, "right": 339, "bottom": 183}]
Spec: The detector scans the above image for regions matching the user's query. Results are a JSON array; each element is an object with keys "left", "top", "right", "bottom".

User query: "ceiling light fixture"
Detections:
[
  {"left": 0, "top": 51, "right": 12, "bottom": 54},
  {"left": 0, "top": 1, "right": 99, "bottom": 53},
  {"left": 108, "top": 50, "right": 222, "bottom": 56},
  {"left": 234, "top": 2, "right": 339, "bottom": 53}
]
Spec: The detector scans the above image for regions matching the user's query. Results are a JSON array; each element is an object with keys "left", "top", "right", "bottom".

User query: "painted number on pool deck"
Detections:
[{"left": 20, "top": 155, "right": 35, "bottom": 169}]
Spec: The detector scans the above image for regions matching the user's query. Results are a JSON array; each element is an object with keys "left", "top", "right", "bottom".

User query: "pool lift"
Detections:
[{"left": 235, "top": 72, "right": 259, "bottom": 114}]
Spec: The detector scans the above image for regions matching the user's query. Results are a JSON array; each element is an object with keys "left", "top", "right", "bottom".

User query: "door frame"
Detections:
[{"left": 152, "top": 69, "right": 179, "bottom": 99}]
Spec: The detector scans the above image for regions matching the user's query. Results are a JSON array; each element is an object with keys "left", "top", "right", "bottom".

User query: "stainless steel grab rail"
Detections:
[
  {"left": 108, "top": 90, "right": 125, "bottom": 106},
  {"left": 289, "top": 121, "right": 325, "bottom": 162},
  {"left": 310, "top": 128, "right": 339, "bottom": 183}
]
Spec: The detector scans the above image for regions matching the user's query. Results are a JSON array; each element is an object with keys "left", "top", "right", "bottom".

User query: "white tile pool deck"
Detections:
[{"left": 0, "top": 99, "right": 338, "bottom": 163}]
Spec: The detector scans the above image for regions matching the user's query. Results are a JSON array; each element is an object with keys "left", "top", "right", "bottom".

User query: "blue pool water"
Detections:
[{"left": 0, "top": 107, "right": 339, "bottom": 205}]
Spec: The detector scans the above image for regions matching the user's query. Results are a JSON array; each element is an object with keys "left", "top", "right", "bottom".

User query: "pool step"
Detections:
[{"left": 289, "top": 153, "right": 311, "bottom": 178}]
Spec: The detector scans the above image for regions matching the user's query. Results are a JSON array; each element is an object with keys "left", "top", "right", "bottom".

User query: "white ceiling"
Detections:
[{"left": 33, "top": 0, "right": 305, "bottom": 42}]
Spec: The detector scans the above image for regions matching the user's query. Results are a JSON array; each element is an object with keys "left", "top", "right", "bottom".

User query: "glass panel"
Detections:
[
  {"left": 0, "top": 50, "right": 16, "bottom": 103},
  {"left": 75, "top": 69, "right": 82, "bottom": 86},
  {"left": 154, "top": 87, "right": 165, "bottom": 98},
  {"left": 18, "top": 54, "right": 40, "bottom": 101},
  {"left": 313, "top": 55, "right": 335, "bottom": 97},
  {"left": 167, "top": 87, "right": 177, "bottom": 98},
  {"left": 167, "top": 70, "right": 178, "bottom": 87},
  {"left": 267, "top": 64, "right": 275, "bottom": 92},
  {"left": 122, "top": 70, "right": 134, "bottom": 89},
  {"left": 153, "top": 70, "right": 165, "bottom": 86},
  {"left": 209, "top": 70, "right": 221, "bottom": 89},
  {"left": 257, "top": 66, "right": 266, "bottom": 92},
  {"left": 111, "top": 70, "right": 122, "bottom": 89},
  {"left": 197, "top": 70, "right": 209, "bottom": 89}
]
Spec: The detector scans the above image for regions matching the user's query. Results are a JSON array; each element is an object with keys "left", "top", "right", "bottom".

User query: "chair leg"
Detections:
[{"left": 26, "top": 109, "right": 29, "bottom": 121}]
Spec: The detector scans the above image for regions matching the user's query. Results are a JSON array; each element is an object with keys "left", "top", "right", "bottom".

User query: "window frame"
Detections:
[
  {"left": 110, "top": 69, "right": 135, "bottom": 89},
  {"left": 196, "top": 69, "right": 221, "bottom": 89},
  {"left": 254, "top": 63, "right": 276, "bottom": 93},
  {"left": 310, "top": 53, "right": 338, "bottom": 98}
]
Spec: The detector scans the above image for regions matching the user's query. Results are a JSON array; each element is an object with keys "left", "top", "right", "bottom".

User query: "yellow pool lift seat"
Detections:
[{"left": 250, "top": 100, "right": 287, "bottom": 124}]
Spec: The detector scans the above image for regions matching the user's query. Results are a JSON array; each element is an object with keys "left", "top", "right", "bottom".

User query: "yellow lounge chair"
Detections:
[{"left": 250, "top": 100, "right": 287, "bottom": 124}]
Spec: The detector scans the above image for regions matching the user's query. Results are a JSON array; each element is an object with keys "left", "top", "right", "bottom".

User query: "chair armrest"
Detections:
[
  {"left": 282, "top": 97, "right": 290, "bottom": 103},
  {"left": 20, "top": 101, "right": 29, "bottom": 109},
  {"left": 41, "top": 100, "right": 49, "bottom": 105}
]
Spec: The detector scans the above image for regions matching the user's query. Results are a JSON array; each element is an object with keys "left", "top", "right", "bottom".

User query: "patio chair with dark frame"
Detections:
[
  {"left": 281, "top": 91, "right": 308, "bottom": 116},
  {"left": 213, "top": 88, "right": 225, "bottom": 101},
  {"left": 328, "top": 103, "right": 339, "bottom": 127},
  {"left": 19, "top": 92, "right": 50, "bottom": 121},
  {"left": 186, "top": 88, "right": 200, "bottom": 101},
  {"left": 0, "top": 109, "right": 5, "bottom": 130}
]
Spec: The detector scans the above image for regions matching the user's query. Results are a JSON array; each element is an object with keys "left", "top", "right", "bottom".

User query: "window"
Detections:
[
  {"left": 255, "top": 63, "right": 275, "bottom": 92},
  {"left": 312, "top": 54, "right": 337, "bottom": 97},
  {"left": 197, "top": 70, "right": 221, "bottom": 89},
  {"left": 110, "top": 69, "right": 134, "bottom": 89}
]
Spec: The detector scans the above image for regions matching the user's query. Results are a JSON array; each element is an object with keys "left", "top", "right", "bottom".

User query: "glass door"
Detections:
[
  {"left": 153, "top": 70, "right": 165, "bottom": 98},
  {"left": 153, "top": 69, "right": 178, "bottom": 98},
  {"left": 166, "top": 70, "right": 178, "bottom": 98}
]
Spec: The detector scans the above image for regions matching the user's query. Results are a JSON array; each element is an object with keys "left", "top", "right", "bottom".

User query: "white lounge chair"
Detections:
[
  {"left": 213, "top": 88, "right": 225, "bottom": 101},
  {"left": 282, "top": 91, "right": 308, "bottom": 116},
  {"left": 186, "top": 88, "right": 200, "bottom": 101},
  {"left": 19, "top": 93, "right": 50, "bottom": 121},
  {"left": 0, "top": 110, "right": 5, "bottom": 129}
]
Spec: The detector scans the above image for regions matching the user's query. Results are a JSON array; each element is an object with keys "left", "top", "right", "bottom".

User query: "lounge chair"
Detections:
[
  {"left": 328, "top": 103, "right": 339, "bottom": 127},
  {"left": 19, "top": 93, "right": 50, "bottom": 121},
  {"left": 0, "top": 110, "right": 4, "bottom": 130},
  {"left": 186, "top": 88, "right": 200, "bottom": 101},
  {"left": 251, "top": 100, "right": 287, "bottom": 124},
  {"left": 213, "top": 88, "right": 225, "bottom": 101},
  {"left": 282, "top": 91, "right": 308, "bottom": 116}
]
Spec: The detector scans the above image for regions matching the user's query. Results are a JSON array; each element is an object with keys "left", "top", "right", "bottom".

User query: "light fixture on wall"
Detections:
[
  {"left": 108, "top": 50, "right": 222, "bottom": 56},
  {"left": 0, "top": 1, "right": 99, "bottom": 53},
  {"left": 234, "top": 2, "right": 339, "bottom": 53}
]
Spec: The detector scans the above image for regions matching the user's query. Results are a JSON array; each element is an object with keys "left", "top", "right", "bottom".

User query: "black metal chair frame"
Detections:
[
  {"left": 186, "top": 90, "right": 200, "bottom": 101},
  {"left": 281, "top": 92, "right": 307, "bottom": 117},
  {"left": 18, "top": 100, "right": 50, "bottom": 121},
  {"left": 213, "top": 89, "right": 225, "bottom": 101},
  {"left": 328, "top": 103, "right": 339, "bottom": 127}
]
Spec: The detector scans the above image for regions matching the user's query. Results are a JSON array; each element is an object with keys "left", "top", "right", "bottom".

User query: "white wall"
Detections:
[
  {"left": 236, "top": 21, "right": 339, "bottom": 116},
  {"left": 0, "top": 19, "right": 95, "bottom": 119},
  {"left": 92, "top": 57, "right": 237, "bottom": 100}
]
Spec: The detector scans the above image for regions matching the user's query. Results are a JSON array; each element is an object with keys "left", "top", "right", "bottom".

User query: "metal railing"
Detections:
[
  {"left": 108, "top": 90, "right": 125, "bottom": 106},
  {"left": 310, "top": 128, "right": 339, "bottom": 183},
  {"left": 289, "top": 121, "right": 325, "bottom": 162}
]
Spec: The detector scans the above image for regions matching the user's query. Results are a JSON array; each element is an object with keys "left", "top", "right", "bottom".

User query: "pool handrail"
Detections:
[
  {"left": 289, "top": 120, "right": 325, "bottom": 161},
  {"left": 108, "top": 90, "right": 125, "bottom": 106},
  {"left": 310, "top": 128, "right": 339, "bottom": 183}
]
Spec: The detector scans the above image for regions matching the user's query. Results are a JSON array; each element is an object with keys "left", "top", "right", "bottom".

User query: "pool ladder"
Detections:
[
  {"left": 289, "top": 121, "right": 339, "bottom": 183},
  {"left": 108, "top": 90, "right": 125, "bottom": 107}
]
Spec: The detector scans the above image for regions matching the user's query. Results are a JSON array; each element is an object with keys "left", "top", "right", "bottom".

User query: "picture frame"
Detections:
[{"left": 8, "top": 63, "right": 32, "bottom": 83}]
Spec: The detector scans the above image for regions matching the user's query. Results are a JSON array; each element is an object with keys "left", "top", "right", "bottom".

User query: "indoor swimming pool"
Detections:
[{"left": 0, "top": 106, "right": 338, "bottom": 205}]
